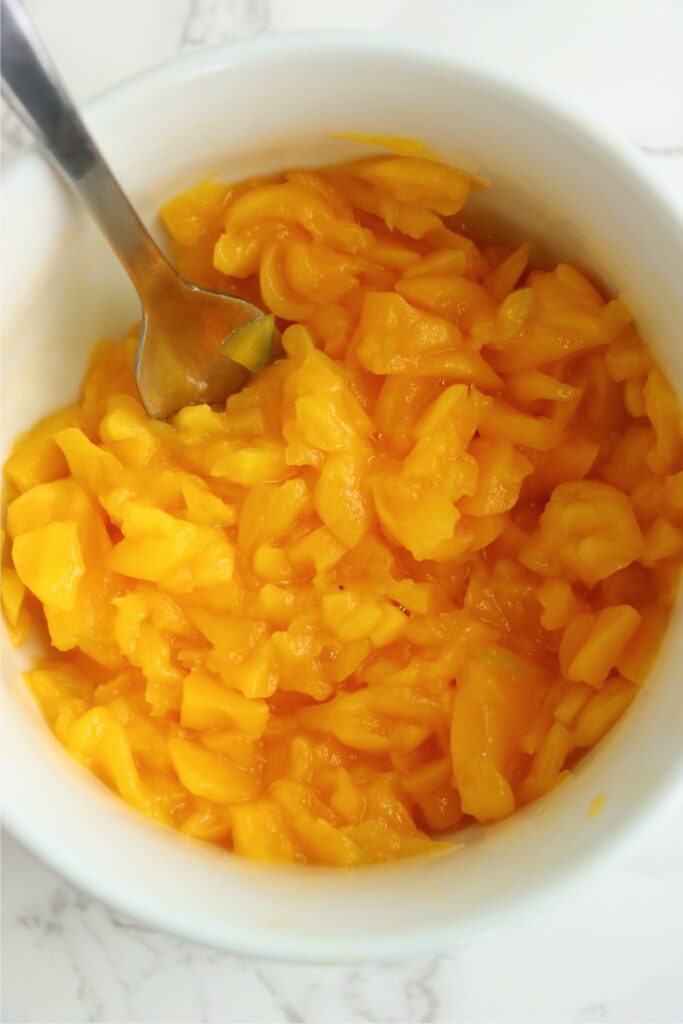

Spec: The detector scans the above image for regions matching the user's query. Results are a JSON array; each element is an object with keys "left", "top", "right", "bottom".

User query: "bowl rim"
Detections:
[
  {"left": 3, "top": 29, "right": 683, "bottom": 962},
  {"left": 4, "top": 28, "right": 683, "bottom": 227}
]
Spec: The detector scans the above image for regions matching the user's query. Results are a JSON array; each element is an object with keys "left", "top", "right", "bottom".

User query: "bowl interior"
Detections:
[{"left": 2, "top": 35, "right": 683, "bottom": 960}]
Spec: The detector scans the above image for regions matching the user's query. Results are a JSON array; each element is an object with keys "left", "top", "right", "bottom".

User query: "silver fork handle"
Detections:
[{"left": 0, "top": 0, "right": 171, "bottom": 290}]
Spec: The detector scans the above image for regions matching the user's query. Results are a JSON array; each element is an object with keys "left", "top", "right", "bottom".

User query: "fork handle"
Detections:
[{"left": 1, "top": 0, "right": 171, "bottom": 289}]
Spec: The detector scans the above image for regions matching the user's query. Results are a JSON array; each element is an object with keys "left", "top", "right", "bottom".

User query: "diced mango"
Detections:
[
  {"left": 181, "top": 669, "right": 269, "bottom": 738},
  {"left": 4, "top": 147, "right": 681, "bottom": 869},
  {"left": 572, "top": 677, "right": 637, "bottom": 747},
  {"left": 168, "top": 738, "right": 257, "bottom": 803},
  {"left": 230, "top": 798, "right": 303, "bottom": 863},
  {"left": 567, "top": 605, "right": 642, "bottom": 688},
  {"left": 314, "top": 451, "right": 372, "bottom": 547},
  {"left": 459, "top": 439, "right": 533, "bottom": 516},
  {"left": 355, "top": 292, "right": 501, "bottom": 388},
  {"left": 288, "top": 526, "right": 346, "bottom": 574},
  {"left": 4, "top": 405, "right": 85, "bottom": 493},
  {"left": 520, "top": 481, "right": 643, "bottom": 587},
  {"left": 536, "top": 578, "right": 581, "bottom": 631},
  {"left": 13, "top": 521, "right": 84, "bottom": 612},
  {"left": 451, "top": 647, "right": 546, "bottom": 823}
]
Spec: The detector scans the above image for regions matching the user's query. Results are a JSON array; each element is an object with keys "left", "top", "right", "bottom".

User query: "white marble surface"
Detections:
[{"left": 2, "top": 1, "right": 683, "bottom": 1021}]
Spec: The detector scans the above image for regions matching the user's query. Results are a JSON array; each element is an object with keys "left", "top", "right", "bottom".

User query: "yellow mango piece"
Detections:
[
  {"left": 5, "top": 477, "right": 94, "bottom": 544},
  {"left": 490, "top": 271, "right": 630, "bottom": 370},
  {"left": 307, "top": 302, "right": 354, "bottom": 358},
  {"left": 401, "top": 757, "right": 463, "bottom": 831},
  {"left": 325, "top": 767, "right": 365, "bottom": 823},
  {"left": 630, "top": 476, "right": 666, "bottom": 525},
  {"left": 271, "top": 780, "right": 367, "bottom": 866},
  {"left": 494, "top": 287, "right": 534, "bottom": 344},
  {"left": 257, "top": 582, "right": 296, "bottom": 625},
  {"left": 314, "top": 451, "right": 372, "bottom": 548},
  {"left": 297, "top": 690, "right": 389, "bottom": 753},
  {"left": 572, "top": 676, "right": 637, "bottom": 747},
  {"left": 372, "top": 471, "right": 461, "bottom": 562},
  {"left": 13, "top": 521, "right": 84, "bottom": 612},
  {"left": 640, "top": 517, "right": 683, "bottom": 566},
  {"left": 373, "top": 376, "right": 442, "bottom": 456},
  {"left": 605, "top": 327, "right": 650, "bottom": 382},
  {"left": 355, "top": 292, "right": 501, "bottom": 389},
  {"left": 403, "top": 431, "right": 478, "bottom": 505},
  {"left": 252, "top": 544, "right": 292, "bottom": 582},
  {"left": 369, "top": 603, "right": 408, "bottom": 647},
  {"left": 288, "top": 526, "right": 346, "bottom": 574},
  {"left": 227, "top": 643, "right": 280, "bottom": 700},
  {"left": 567, "top": 605, "right": 642, "bottom": 688},
  {"left": 350, "top": 156, "right": 473, "bottom": 215},
  {"left": 224, "top": 388, "right": 269, "bottom": 437},
  {"left": 601, "top": 423, "right": 654, "bottom": 492},
  {"left": 521, "top": 439, "right": 600, "bottom": 503},
  {"left": 479, "top": 398, "right": 563, "bottom": 452},
  {"left": 345, "top": 820, "right": 439, "bottom": 863},
  {"left": 520, "top": 481, "right": 643, "bottom": 587},
  {"left": 519, "top": 722, "right": 571, "bottom": 803},
  {"left": 181, "top": 669, "right": 269, "bottom": 738},
  {"left": 396, "top": 272, "right": 496, "bottom": 343},
  {"left": 321, "top": 590, "right": 383, "bottom": 642},
  {"left": 292, "top": 391, "right": 372, "bottom": 456},
  {"left": 402, "top": 249, "right": 468, "bottom": 278},
  {"left": 181, "top": 478, "right": 236, "bottom": 527},
  {"left": 4, "top": 405, "right": 85, "bottom": 493},
  {"left": 551, "top": 682, "right": 593, "bottom": 726},
  {"left": 450, "top": 647, "right": 545, "bottom": 822},
  {"left": 23, "top": 665, "right": 89, "bottom": 724},
  {"left": 201, "top": 730, "right": 258, "bottom": 769},
  {"left": 108, "top": 505, "right": 198, "bottom": 580},
  {"left": 284, "top": 242, "right": 361, "bottom": 305},
  {"left": 66, "top": 706, "right": 161, "bottom": 819},
  {"left": 209, "top": 442, "right": 287, "bottom": 485},
  {"left": 1, "top": 566, "right": 27, "bottom": 628},
  {"left": 187, "top": 606, "right": 263, "bottom": 653},
  {"left": 168, "top": 738, "right": 257, "bottom": 803},
  {"left": 100, "top": 394, "right": 160, "bottom": 465},
  {"left": 413, "top": 383, "right": 492, "bottom": 445},
  {"left": 238, "top": 478, "right": 312, "bottom": 554},
  {"left": 385, "top": 581, "right": 443, "bottom": 617},
  {"left": 108, "top": 504, "right": 234, "bottom": 589},
  {"left": 483, "top": 242, "right": 530, "bottom": 300},
  {"left": 161, "top": 179, "right": 230, "bottom": 246},
  {"left": 230, "top": 798, "right": 303, "bottom": 863},
  {"left": 616, "top": 605, "right": 669, "bottom": 684},
  {"left": 54, "top": 427, "right": 123, "bottom": 495},
  {"left": 172, "top": 402, "right": 227, "bottom": 440},
  {"left": 180, "top": 804, "right": 233, "bottom": 842},
  {"left": 536, "top": 578, "right": 581, "bottom": 631},
  {"left": 460, "top": 438, "right": 533, "bottom": 516},
  {"left": 221, "top": 181, "right": 369, "bottom": 259},
  {"left": 455, "top": 754, "right": 515, "bottom": 823},
  {"left": 505, "top": 370, "right": 581, "bottom": 405}
]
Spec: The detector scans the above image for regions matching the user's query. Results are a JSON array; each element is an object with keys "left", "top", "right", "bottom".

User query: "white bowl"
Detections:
[{"left": 2, "top": 33, "right": 683, "bottom": 962}]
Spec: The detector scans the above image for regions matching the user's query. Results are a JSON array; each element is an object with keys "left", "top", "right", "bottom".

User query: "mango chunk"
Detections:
[
  {"left": 181, "top": 669, "right": 269, "bottom": 738},
  {"left": 168, "top": 739, "right": 257, "bottom": 804},
  {"left": 520, "top": 481, "right": 643, "bottom": 587},
  {"left": 13, "top": 521, "right": 84, "bottom": 612}
]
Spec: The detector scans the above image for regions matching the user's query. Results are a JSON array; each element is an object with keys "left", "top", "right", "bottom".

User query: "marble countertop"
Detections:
[{"left": 2, "top": 1, "right": 683, "bottom": 1021}]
